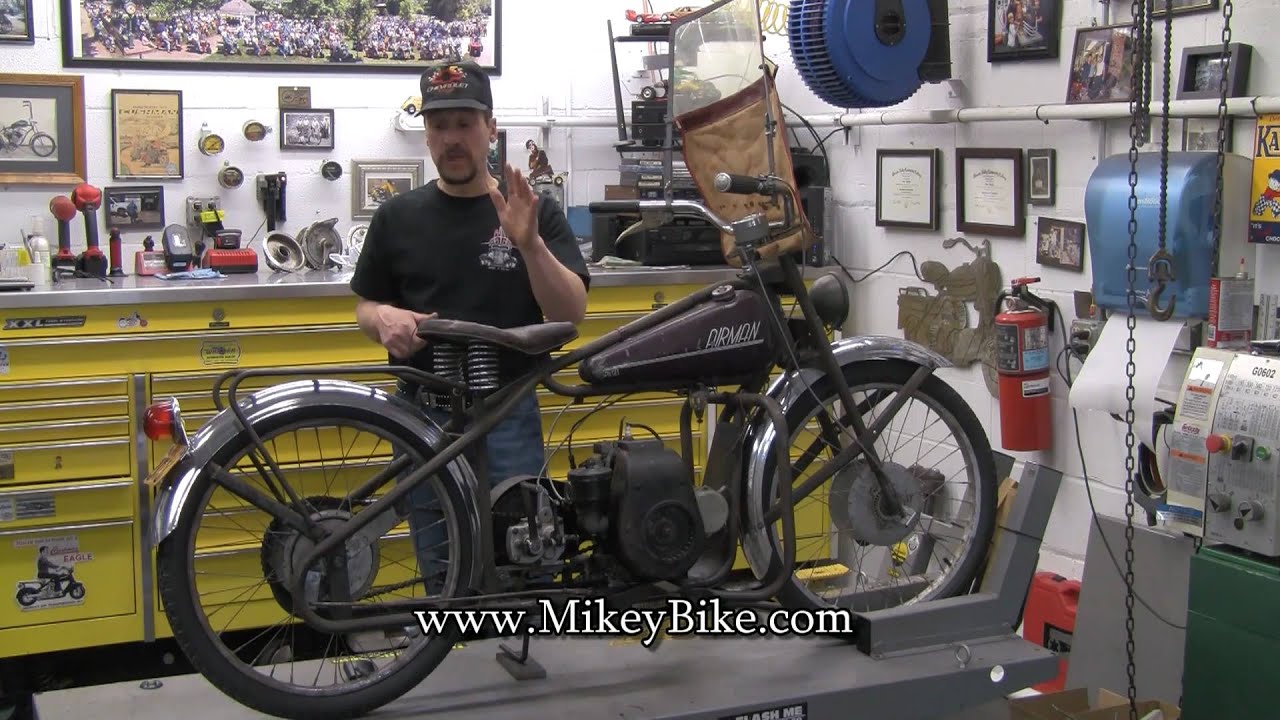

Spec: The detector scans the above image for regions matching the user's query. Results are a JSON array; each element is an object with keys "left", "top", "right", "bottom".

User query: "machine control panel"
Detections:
[{"left": 1197, "top": 351, "right": 1280, "bottom": 556}]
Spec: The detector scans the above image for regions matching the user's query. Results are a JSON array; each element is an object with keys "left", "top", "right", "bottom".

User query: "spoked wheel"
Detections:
[
  {"left": 748, "top": 359, "right": 997, "bottom": 614},
  {"left": 156, "top": 407, "right": 476, "bottom": 720}
]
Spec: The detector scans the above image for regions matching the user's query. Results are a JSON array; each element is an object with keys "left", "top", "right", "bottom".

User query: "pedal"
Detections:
[{"left": 795, "top": 562, "right": 849, "bottom": 582}]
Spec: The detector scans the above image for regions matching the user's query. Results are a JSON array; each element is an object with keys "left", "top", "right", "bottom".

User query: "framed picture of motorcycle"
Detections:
[
  {"left": 0, "top": 0, "right": 34, "bottom": 44},
  {"left": 350, "top": 158, "right": 425, "bottom": 221},
  {"left": 103, "top": 185, "right": 165, "bottom": 232},
  {"left": 57, "top": 0, "right": 502, "bottom": 75},
  {"left": 0, "top": 73, "right": 86, "bottom": 185},
  {"left": 110, "top": 89, "right": 183, "bottom": 181}
]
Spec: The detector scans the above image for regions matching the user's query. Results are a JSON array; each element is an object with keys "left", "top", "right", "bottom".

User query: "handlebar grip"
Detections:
[
  {"left": 588, "top": 201, "right": 642, "bottom": 214},
  {"left": 714, "top": 172, "right": 765, "bottom": 195}
]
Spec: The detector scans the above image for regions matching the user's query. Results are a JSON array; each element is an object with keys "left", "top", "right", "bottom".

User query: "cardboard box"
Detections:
[{"left": 1009, "top": 688, "right": 1180, "bottom": 720}]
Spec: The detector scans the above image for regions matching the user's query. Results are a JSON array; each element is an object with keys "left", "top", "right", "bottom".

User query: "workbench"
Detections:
[{"left": 0, "top": 265, "right": 773, "bottom": 674}]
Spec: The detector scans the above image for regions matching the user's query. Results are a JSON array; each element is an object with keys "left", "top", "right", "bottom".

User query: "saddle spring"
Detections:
[
  {"left": 431, "top": 342, "right": 465, "bottom": 410},
  {"left": 466, "top": 342, "right": 500, "bottom": 395}
]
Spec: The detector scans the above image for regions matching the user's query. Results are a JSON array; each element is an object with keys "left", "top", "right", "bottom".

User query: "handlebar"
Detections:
[{"left": 587, "top": 172, "right": 792, "bottom": 239}]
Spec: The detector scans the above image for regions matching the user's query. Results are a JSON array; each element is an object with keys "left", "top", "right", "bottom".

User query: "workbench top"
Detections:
[{"left": 0, "top": 265, "right": 767, "bottom": 309}]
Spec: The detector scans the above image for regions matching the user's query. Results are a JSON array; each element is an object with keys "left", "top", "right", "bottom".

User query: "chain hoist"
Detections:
[
  {"left": 1123, "top": 0, "right": 1146, "bottom": 716},
  {"left": 1211, "top": 0, "right": 1235, "bottom": 280}
]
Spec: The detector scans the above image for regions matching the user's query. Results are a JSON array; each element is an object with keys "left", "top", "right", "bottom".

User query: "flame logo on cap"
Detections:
[{"left": 428, "top": 65, "right": 466, "bottom": 86}]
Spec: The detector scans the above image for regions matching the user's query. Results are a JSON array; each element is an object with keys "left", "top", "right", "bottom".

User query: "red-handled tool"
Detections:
[
  {"left": 48, "top": 195, "right": 79, "bottom": 277},
  {"left": 70, "top": 183, "right": 108, "bottom": 278},
  {"left": 107, "top": 227, "right": 126, "bottom": 277}
]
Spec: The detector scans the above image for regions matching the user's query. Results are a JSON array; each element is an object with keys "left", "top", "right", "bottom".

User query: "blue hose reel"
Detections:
[{"left": 789, "top": 0, "right": 953, "bottom": 108}]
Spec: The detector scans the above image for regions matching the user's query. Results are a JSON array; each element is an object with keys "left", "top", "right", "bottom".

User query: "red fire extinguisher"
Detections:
[{"left": 994, "top": 277, "right": 1056, "bottom": 452}]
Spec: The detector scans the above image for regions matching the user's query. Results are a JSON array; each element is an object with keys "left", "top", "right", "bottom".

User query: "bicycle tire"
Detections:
[
  {"left": 750, "top": 358, "right": 998, "bottom": 612},
  {"left": 157, "top": 400, "right": 478, "bottom": 720}
]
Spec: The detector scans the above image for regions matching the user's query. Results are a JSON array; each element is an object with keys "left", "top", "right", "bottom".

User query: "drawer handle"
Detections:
[
  {"left": 0, "top": 438, "right": 128, "bottom": 452},
  {"left": 0, "top": 417, "right": 129, "bottom": 434},
  {"left": 0, "top": 518, "right": 132, "bottom": 537},
  {"left": 0, "top": 378, "right": 128, "bottom": 393},
  {"left": 3, "top": 324, "right": 362, "bottom": 348},
  {"left": 0, "top": 479, "right": 132, "bottom": 498},
  {"left": 0, "top": 397, "right": 129, "bottom": 414}
]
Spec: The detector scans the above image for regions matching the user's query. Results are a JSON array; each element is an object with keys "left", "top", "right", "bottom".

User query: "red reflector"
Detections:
[{"left": 144, "top": 401, "right": 174, "bottom": 441}]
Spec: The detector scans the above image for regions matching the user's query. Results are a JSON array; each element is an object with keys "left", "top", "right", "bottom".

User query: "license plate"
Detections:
[{"left": 145, "top": 443, "right": 188, "bottom": 488}]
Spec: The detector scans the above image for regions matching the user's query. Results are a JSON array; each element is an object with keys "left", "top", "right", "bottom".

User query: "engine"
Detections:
[{"left": 568, "top": 438, "right": 709, "bottom": 582}]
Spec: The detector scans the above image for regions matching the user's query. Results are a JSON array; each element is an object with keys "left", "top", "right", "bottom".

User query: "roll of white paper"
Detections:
[{"left": 1067, "top": 314, "right": 1185, "bottom": 449}]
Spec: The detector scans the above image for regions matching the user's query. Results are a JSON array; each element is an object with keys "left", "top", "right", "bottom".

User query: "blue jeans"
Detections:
[{"left": 397, "top": 387, "right": 546, "bottom": 592}]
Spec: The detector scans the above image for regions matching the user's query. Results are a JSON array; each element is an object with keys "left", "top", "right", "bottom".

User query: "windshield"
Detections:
[{"left": 669, "top": 0, "right": 767, "bottom": 120}]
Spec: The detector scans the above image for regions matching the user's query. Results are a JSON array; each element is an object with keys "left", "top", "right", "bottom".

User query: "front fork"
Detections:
[{"left": 773, "top": 255, "right": 931, "bottom": 521}]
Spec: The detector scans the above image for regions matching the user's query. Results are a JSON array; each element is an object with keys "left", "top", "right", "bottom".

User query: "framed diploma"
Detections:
[
  {"left": 876, "top": 148, "right": 940, "bottom": 230},
  {"left": 956, "top": 147, "right": 1025, "bottom": 237}
]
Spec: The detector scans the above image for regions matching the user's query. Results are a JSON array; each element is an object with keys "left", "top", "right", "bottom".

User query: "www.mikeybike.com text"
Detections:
[{"left": 413, "top": 598, "right": 854, "bottom": 647}]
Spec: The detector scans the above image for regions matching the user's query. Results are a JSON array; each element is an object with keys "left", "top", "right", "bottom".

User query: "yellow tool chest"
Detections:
[{"left": 0, "top": 267, "right": 822, "bottom": 661}]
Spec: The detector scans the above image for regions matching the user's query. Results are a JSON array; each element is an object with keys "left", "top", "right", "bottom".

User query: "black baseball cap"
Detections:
[{"left": 419, "top": 61, "right": 492, "bottom": 113}]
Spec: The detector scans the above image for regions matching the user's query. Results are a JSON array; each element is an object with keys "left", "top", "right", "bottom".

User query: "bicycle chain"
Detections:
[{"left": 1124, "top": 0, "right": 1145, "bottom": 716}]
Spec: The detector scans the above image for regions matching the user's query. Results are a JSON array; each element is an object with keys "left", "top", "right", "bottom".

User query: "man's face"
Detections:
[{"left": 424, "top": 108, "right": 495, "bottom": 185}]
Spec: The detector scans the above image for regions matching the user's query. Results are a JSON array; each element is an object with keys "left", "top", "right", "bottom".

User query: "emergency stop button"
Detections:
[{"left": 1205, "top": 434, "right": 1230, "bottom": 454}]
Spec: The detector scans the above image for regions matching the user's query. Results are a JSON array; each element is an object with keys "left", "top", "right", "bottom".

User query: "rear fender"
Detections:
[
  {"left": 737, "top": 335, "right": 951, "bottom": 576},
  {"left": 151, "top": 379, "right": 486, "bottom": 578}
]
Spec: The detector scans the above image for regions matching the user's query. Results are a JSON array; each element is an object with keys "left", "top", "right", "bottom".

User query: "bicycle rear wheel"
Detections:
[{"left": 157, "top": 401, "right": 477, "bottom": 720}]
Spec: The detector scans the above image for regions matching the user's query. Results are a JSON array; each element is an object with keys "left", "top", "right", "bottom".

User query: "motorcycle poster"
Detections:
[
  {"left": 13, "top": 534, "right": 90, "bottom": 611},
  {"left": 109, "top": 88, "right": 182, "bottom": 180}
]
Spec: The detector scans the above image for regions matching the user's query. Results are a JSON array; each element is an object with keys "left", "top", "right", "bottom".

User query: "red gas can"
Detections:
[{"left": 1021, "top": 571, "right": 1082, "bottom": 692}]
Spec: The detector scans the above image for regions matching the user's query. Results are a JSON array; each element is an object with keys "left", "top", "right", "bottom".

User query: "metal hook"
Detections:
[{"left": 1147, "top": 249, "right": 1177, "bottom": 321}]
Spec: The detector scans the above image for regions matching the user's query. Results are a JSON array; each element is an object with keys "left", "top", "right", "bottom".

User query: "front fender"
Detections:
[
  {"left": 151, "top": 379, "right": 485, "bottom": 566},
  {"left": 737, "top": 335, "right": 951, "bottom": 576}
]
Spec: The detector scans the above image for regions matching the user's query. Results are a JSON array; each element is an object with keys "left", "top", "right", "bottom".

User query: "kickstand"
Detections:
[{"left": 495, "top": 630, "right": 546, "bottom": 681}]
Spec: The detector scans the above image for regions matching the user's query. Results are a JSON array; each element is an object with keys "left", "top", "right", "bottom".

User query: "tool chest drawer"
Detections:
[
  {"left": 0, "top": 518, "right": 137, "bottom": 630},
  {"left": 0, "top": 327, "right": 384, "bottom": 381},
  {"left": 0, "top": 478, "right": 134, "bottom": 530},
  {"left": 152, "top": 369, "right": 399, "bottom": 416},
  {"left": 0, "top": 438, "right": 132, "bottom": 486},
  {"left": 0, "top": 378, "right": 129, "bottom": 405}
]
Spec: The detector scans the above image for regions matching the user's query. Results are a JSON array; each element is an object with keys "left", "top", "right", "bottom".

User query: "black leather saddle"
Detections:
[{"left": 415, "top": 318, "right": 579, "bottom": 356}]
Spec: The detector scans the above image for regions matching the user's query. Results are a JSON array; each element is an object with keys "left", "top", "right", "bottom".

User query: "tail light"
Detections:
[{"left": 143, "top": 397, "right": 186, "bottom": 443}]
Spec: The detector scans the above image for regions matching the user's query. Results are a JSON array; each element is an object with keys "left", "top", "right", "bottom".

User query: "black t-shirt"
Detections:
[{"left": 349, "top": 179, "right": 590, "bottom": 382}]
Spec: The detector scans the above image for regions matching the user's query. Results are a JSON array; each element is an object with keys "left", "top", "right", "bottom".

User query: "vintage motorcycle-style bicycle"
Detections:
[{"left": 140, "top": 2, "right": 997, "bottom": 718}]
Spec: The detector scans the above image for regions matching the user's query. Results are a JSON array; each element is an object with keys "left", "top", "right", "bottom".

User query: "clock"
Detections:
[{"left": 321, "top": 160, "right": 343, "bottom": 181}]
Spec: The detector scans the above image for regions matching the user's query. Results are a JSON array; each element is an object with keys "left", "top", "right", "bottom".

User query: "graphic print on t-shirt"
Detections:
[{"left": 480, "top": 225, "right": 519, "bottom": 271}]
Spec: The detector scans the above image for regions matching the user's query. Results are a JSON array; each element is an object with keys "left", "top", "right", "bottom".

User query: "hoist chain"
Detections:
[
  {"left": 1211, "top": 0, "right": 1235, "bottom": 279},
  {"left": 1123, "top": 0, "right": 1145, "bottom": 716}
]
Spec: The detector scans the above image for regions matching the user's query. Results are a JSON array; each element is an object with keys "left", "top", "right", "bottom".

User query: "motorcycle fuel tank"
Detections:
[{"left": 579, "top": 285, "right": 779, "bottom": 387}]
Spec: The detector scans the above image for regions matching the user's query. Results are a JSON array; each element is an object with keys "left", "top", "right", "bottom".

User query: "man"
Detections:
[{"left": 350, "top": 60, "right": 590, "bottom": 592}]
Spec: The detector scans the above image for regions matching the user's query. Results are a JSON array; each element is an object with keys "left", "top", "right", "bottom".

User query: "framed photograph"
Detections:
[
  {"left": 60, "top": 0, "right": 501, "bottom": 74},
  {"left": 1183, "top": 117, "right": 1233, "bottom": 152},
  {"left": 103, "top": 185, "right": 165, "bottom": 232},
  {"left": 110, "top": 89, "right": 182, "bottom": 180},
  {"left": 280, "top": 108, "right": 334, "bottom": 150},
  {"left": 956, "top": 148, "right": 1024, "bottom": 237},
  {"left": 0, "top": 0, "right": 34, "bottom": 44},
  {"left": 875, "top": 148, "right": 940, "bottom": 230},
  {"left": 1065, "top": 24, "right": 1137, "bottom": 104},
  {"left": 351, "top": 159, "right": 425, "bottom": 221},
  {"left": 1176, "top": 43, "right": 1251, "bottom": 101},
  {"left": 988, "top": 0, "right": 1061, "bottom": 62},
  {"left": 1036, "top": 217, "right": 1086, "bottom": 272},
  {"left": 0, "top": 73, "right": 85, "bottom": 185},
  {"left": 1027, "top": 148, "right": 1056, "bottom": 206},
  {"left": 1152, "top": 0, "right": 1219, "bottom": 18}
]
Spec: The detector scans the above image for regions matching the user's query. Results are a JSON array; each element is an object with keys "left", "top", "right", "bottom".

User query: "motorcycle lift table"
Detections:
[{"left": 35, "top": 461, "right": 1061, "bottom": 720}]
